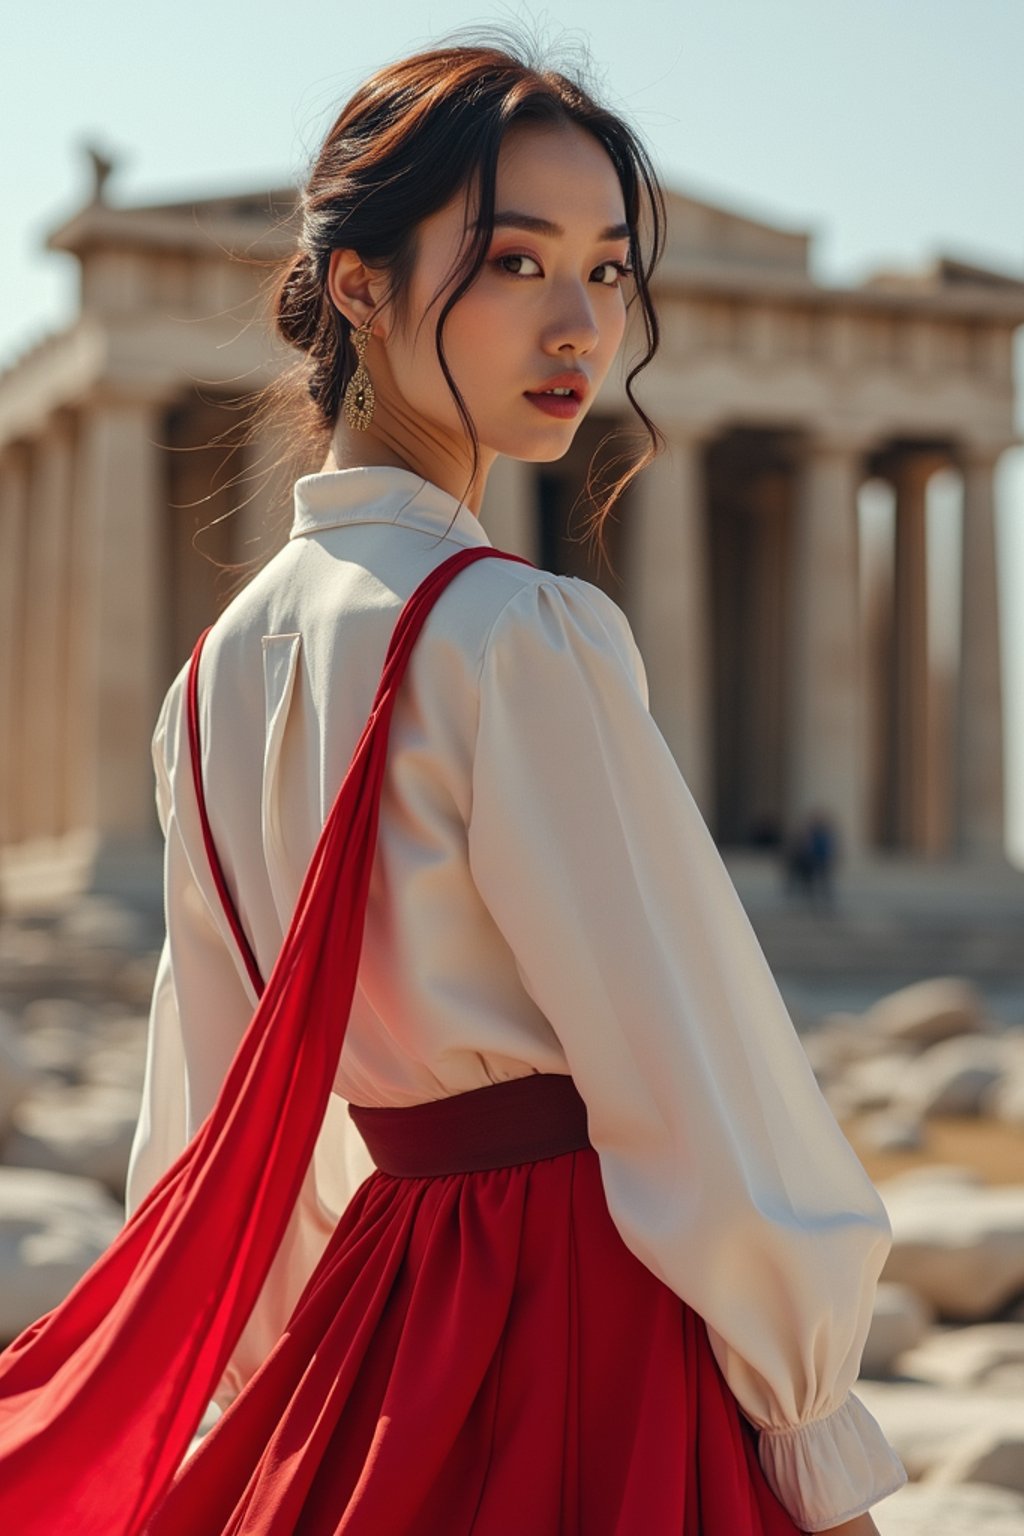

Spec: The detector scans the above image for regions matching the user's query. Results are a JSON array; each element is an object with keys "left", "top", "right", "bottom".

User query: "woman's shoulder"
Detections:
[
  {"left": 452, "top": 556, "right": 648, "bottom": 708},
  {"left": 385, "top": 546, "right": 645, "bottom": 708},
  {"left": 426, "top": 549, "right": 631, "bottom": 647}
]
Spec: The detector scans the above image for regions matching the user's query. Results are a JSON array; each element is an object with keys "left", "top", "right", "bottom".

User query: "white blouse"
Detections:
[{"left": 125, "top": 464, "right": 907, "bottom": 1532}]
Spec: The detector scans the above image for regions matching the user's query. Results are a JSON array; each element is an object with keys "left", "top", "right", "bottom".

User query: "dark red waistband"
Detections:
[{"left": 346, "top": 1072, "right": 593, "bottom": 1177}]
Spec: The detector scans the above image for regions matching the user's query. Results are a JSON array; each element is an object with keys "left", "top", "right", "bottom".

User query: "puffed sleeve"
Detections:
[
  {"left": 465, "top": 574, "right": 908, "bottom": 1533},
  {"left": 124, "top": 673, "right": 353, "bottom": 1417}
]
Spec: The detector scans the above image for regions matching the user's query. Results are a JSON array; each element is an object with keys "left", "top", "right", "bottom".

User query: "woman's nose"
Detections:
[{"left": 542, "top": 283, "right": 600, "bottom": 356}]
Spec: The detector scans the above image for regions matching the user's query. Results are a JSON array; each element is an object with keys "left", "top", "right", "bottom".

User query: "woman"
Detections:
[{"left": 0, "top": 38, "right": 907, "bottom": 1536}]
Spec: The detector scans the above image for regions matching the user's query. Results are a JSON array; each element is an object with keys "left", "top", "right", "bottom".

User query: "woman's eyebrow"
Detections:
[{"left": 488, "top": 210, "right": 630, "bottom": 241}]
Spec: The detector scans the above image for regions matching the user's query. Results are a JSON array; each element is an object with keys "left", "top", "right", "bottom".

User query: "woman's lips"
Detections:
[
  {"left": 523, "top": 391, "right": 582, "bottom": 420},
  {"left": 523, "top": 370, "right": 588, "bottom": 420}
]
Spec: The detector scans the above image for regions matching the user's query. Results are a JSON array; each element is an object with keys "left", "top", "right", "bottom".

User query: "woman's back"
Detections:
[{"left": 139, "top": 465, "right": 639, "bottom": 1125}]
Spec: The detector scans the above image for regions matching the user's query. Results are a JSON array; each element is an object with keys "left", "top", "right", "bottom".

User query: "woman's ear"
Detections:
[{"left": 326, "top": 249, "right": 389, "bottom": 338}]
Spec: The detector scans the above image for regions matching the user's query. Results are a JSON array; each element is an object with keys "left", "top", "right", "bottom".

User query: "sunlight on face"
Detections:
[{"left": 384, "top": 119, "right": 633, "bottom": 464}]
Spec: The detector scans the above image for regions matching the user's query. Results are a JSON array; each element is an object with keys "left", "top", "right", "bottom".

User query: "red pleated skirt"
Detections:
[{"left": 141, "top": 1072, "right": 803, "bottom": 1536}]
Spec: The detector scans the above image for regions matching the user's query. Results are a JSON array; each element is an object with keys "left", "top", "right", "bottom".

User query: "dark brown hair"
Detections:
[{"left": 230, "top": 35, "right": 665, "bottom": 582}]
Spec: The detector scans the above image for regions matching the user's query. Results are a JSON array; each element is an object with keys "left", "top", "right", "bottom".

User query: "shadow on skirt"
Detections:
[{"left": 141, "top": 1077, "right": 804, "bottom": 1535}]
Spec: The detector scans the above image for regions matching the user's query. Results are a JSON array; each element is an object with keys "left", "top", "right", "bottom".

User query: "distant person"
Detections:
[
  {"left": 783, "top": 823, "right": 815, "bottom": 899},
  {"left": 806, "top": 808, "right": 840, "bottom": 908},
  {"left": 784, "top": 809, "right": 840, "bottom": 908}
]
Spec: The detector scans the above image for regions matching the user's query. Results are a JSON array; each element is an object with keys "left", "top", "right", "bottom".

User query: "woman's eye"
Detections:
[
  {"left": 592, "top": 260, "right": 633, "bottom": 286},
  {"left": 496, "top": 253, "right": 542, "bottom": 277}
]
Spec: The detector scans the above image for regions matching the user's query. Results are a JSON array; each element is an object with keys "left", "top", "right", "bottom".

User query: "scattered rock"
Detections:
[
  {"left": 813, "top": 1012, "right": 886, "bottom": 1069},
  {"left": 862, "top": 977, "right": 989, "bottom": 1050},
  {"left": 853, "top": 1378, "right": 1024, "bottom": 1481},
  {"left": 859, "top": 1111, "right": 925, "bottom": 1153},
  {"left": 862, "top": 1282, "right": 934, "bottom": 1377},
  {"left": 840, "top": 1054, "right": 919, "bottom": 1113},
  {"left": 18, "top": 996, "right": 95, "bottom": 1035},
  {"left": 797, "top": 1028, "right": 844, "bottom": 1084},
  {"left": 822, "top": 1081, "right": 861, "bottom": 1121},
  {"left": 3, "top": 1085, "right": 140, "bottom": 1197},
  {"left": 81, "top": 1041, "right": 145, "bottom": 1091},
  {"left": 919, "top": 1422, "right": 1024, "bottom": 1494},
  {"left": 0, "top": 1013, "right": 36, "bottom": 1139},
  {"left": 879, "top": 1176, "right": 1024, "bottom": 1320},
  {"left": 0, "top": 1166, "right": 124, "bottom": 1341},
  {"left": 54, "top": 896, "right": 152, "bottom": 950},
  {"left": 896, "top": 1323, "right": 1024, "bottom": 1390},
  {"left": 15, "top": 1025, "right": 87, "bottom": 1086},
  {"left": 894, "top": 1035, "right": 1010, "bottom": 1118},
  {"left": 0, "top": 924, "right": 59, "bottom": 969},
  {"left": 15, "top": 997, "right": 98, "bottom": 1087},
  {"left": 111, "top": 954, "right": 161, "bottom": 1007},
  {"left": 984, "top": 1067, "right": 1024, "bottom": 1128}
]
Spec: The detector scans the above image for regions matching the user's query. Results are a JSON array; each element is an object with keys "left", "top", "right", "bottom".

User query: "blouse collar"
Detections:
[{"left": 290, "top": 465, "right": 493, "bottom": 548}]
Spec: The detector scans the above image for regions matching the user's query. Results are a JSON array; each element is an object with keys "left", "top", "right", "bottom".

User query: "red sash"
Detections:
[{"left": 0, "top": 544, "right": 532, "bottom": 1535}]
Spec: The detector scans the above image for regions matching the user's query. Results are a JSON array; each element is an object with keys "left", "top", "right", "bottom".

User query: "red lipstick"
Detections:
[{"left": 523, "top": 371, "right": 589, "bottom": 420}]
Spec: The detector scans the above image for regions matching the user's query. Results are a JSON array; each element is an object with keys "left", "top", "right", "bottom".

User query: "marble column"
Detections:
[
  {"left": 889, "top": 454, "right": 933, "bottom": 853},
  {"left": 747, "top": 465, "right": 790, "bottom": 835},
  {"left": 786, "top": 435, "right": 868, "bottom": 862},
  {"left": 71, "top": 394, "right": 168, "bottom": 881},
  {"left": 479, "top": 455, "right": 538, "bottom": 560},
  {"left": 858, "top": 479, "right": 896, "bottom": 850},
  {"left": 21, "top": 415, "right": 76, "bottom": 842},
  {"left": 628, "top": 425, "right": 712, "bottom": 818},
  {"left": 953, "top": 442, "right": 1006, "bottom": 860},
  {"left": 0, "top": 447, "right": 31, "bottom": 846}
]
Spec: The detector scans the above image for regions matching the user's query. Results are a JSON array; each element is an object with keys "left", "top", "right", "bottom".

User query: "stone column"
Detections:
[
  {"left": 479, "top": 455, "right": 538, "bottom": 560},
  {"left": 70, "top": 393, "right": 168, "bottom": 890},
  {"left": 21, "top": 414, "right": 76, "bottom": 842},
  {"left": 0, "top": 447, "right": 31, "bottom": 846},
  {"left": 953, "top": 441, "right": 1007, "bottom": 860},
  {"left": 786, "top": 435, "right": 868, "bottom": 863},
  {"left": 889, "top": 454, "right": 933, "bottom": 852},
  {"left": 747, "top": 466, "right": 790, "bottom": 835},
  {"left": 628, "top": 425, "right": 712, "bottom": 817},
  {"left": 862, "top": 504, "right": 893, "bottom": 850}
]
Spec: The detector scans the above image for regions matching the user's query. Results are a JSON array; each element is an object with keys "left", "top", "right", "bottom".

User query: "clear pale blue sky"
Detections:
[{"left": 4, "top": 0, "right": 1023, "bottom": 861}]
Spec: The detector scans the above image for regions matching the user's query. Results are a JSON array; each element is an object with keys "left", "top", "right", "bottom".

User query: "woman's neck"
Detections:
[{"left": 320, "top": 424, "right": 494, "bottom": 517}]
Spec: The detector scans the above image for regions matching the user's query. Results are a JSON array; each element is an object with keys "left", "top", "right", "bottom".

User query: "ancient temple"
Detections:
[{"left": 1, "top": 153, "right": 1022, "bottom": 906}]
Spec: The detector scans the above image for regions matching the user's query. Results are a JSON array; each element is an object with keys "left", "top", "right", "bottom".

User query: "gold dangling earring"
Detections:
[{"left": 342, "top": 322, "right": 376, "bottom": 431}]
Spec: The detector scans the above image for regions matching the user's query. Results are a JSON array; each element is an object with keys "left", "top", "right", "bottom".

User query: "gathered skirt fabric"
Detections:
[{"left": 142, "top": 1124, "right": 803, "bottom": 1535}]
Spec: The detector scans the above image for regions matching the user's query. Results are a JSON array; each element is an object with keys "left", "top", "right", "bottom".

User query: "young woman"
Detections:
[{"left": 0, "top": 38, "right": 907, "bottom": 1536}]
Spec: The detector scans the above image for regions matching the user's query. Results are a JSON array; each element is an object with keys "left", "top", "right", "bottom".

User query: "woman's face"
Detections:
[{"left": 367, "top": 120, "right": 633, "bottom": 471}]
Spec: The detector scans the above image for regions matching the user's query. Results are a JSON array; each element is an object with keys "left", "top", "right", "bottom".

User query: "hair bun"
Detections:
[{"left": 276, "top": 250, "right": 323, "bottom": 353}]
